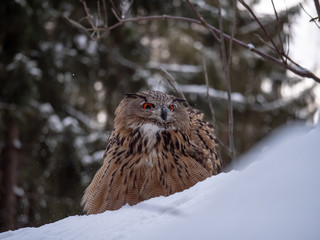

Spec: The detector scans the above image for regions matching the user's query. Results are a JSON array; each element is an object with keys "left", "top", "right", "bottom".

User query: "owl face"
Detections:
[{"left": 115, "top": 90, "right": 190, "bottom": 131}]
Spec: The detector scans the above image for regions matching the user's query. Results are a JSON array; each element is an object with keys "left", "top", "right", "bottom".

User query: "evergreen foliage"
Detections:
[{"left": 0, "top": 0, "right": 318, "bottom": 231}]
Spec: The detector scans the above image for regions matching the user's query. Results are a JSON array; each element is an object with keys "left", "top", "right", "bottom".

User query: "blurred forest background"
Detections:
[{"left": 0, "top": 0, "right": 319, "bottom": 232}]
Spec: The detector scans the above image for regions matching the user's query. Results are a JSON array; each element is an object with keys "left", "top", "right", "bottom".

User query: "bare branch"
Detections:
[
  {"left": 314, "top": 0, "right": 320, "bottom": 20},
  {"left": 121, "top": 0, "right": 134, "bottom": 19},
  {"left": 70, "top": 1, "right": 320, "bottom": 83},
  {"left": 109, "top": 0, "right": 121, "bottom": 20},
  {"left": 300, "top": 3, "right": 320, "bottom": 29},
  {"left": 227, "top": 0, "right": 237, "bottom": 69},
  {"left": 253, "top": 33, "right": 277, "bottom": 52},
  {"left": 283, "top": 3, "right": 291, "bottom": 57},
  {"left": 216, "top": 0, "right": 236, "bottom": 164},
  {"left": 239, "top": 0, "right": 286, "bottom": 63},
  {"left": 186, "top": 0, "right": 220, "bottom": 41},
  {"left": 227, "top": 0, "right": 237, "bottom": 164},
  {"left": 97, "top": 0, "right": 108, "bottom": 28},
  {"left": 201, "top": 58, "right": 224, "bottom": 166},
  {"left": 271, "top": 0, "right": 287, "bottom": 63},
  {"left": 111, "top": 8, "right": 122, "bottom": 22},
  {"left": 122, "top": 17, "right": 320, "bottom": 82},
  {"left": 102, "top": 0, "right": 108, "bottom": 27},
  {"left": 79, "top": 0, "right": 95, "bottom": 29},
  {"left": 187, "top": 0, "right": 237, "bottom": 161},
  {"left": 66, "top": 17, "right": 91, "bottom": 32},
  {"left": 202, "top": 57, "right": 216, "bottom": 125},
  {"left": 160, "top": 68, "right": 188, "bottom": 105}
]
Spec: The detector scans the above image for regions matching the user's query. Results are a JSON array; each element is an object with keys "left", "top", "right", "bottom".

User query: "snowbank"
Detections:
[{"left": 1, "top": 123, "right": 320, "bottom": 240}]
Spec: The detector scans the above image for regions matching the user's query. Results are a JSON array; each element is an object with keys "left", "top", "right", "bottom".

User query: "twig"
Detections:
[
  {"left": 271, "top": 0, "right": 287, "bottom": 63},
  {"left": 300, "top": 3, "right": 320, "bottom": 29},
  {"left": 253, "top": 33, "right": 277, "bottom": 52},
  {"left": 188, "top": 0, "right": 236, "bottom": 162},
  {"left": 202, "top": 57, "right": 216, "bottom": 125},
  {"left": 121, "top": 0, "right": 134, "bottom": 19},
  {"left": 227, "top": 0, "right": 237, "bottom": 164},
  {"left": 66, "top": 17, "right": 94, "bottom": 38},
  {"left": 111, "top": 8, "right": 122, "bottom": 22},
  {"left": 239, "top": 0, "right": 286, "bottom": 63},
  {"left": 186, "top": 0, "right": 235, "bottom": 162},
  {"left": 109, "top": 0, "right": 121, "bottom": 20},
  {"left": 283, "top": 2, "right": 291, "bottom": 58},
  {"left": 97, "top": 0, "right": 108, "bottom": 28},
  {"left": 314, "top": 0, "right": 320, "bottom": 20},
  {"left": 160, "top": 67, "right": 188, "bottom": 105},
  {"left": 102, "top": 0, "right": 108, "bottom": 27},
  {"left": 186, "top": 0, "right": 220, "bottom": 41},
  {"left": 228, "top": 0, "right": 237, "bottom": 69},
  {"left": 79, "top": 0, "right": 95, "bottom": 29},
  {"left": 201, "top": 57, "right": 224, "bottom": 163},
  {"left": 216, "top": 0, "right": 236, "bottom": 164}
]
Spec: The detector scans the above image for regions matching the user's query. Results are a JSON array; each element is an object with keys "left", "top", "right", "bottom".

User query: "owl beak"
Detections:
[{"left": 160, "top": 107, "right": 167, "bottom": 121}]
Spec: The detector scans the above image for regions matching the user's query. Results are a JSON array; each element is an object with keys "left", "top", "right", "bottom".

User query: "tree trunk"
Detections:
[{"left": 0, "top": 110, "right": 19, "bottom": 232}]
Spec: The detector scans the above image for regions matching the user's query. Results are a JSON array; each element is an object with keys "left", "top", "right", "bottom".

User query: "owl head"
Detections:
[{"left": 114, "top": 90, "right": 190, "bottom": 132}]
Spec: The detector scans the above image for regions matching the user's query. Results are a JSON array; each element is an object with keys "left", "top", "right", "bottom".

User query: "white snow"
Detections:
[
  {"left": 147, "top": 62, "right": 202, "bottom": 73},
  {"left": 92, "top": 150, "right": 105, "bottom": 162},
  {"left": 48, "top": 115, "right": 63, "bottom": 132},
  {"left": 12, "top": 139, "right": 22, "bottom": 149},
  {"left": 74, "top": 34, "right": 87, "bottom": 50},
  {"left": 6, "top": 53, "right": 42, "bottom": 79},
  {"left": 1, "top": 123, "right": 320, "bottom": 240},
  {"left": 179, "top": 84, "right": 246, "bottom": 103},
  {"left": 38, "top": 103, "right": 54, "bottom": 115},
  {"left": 247, "top": 43, "right": 255, "bottom": 50}
]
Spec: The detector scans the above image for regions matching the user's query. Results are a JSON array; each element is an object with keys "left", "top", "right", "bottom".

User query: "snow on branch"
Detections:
[
  {"left": 179, "top": 84, "right": 246, "bottom": 104},
  {"left": 179, "top": 83, "right": 316, "bottom": 112},
  {"left": 147, "top": 62, "right": 202, "bottom": 73},
  {"left": 65, "top": 105, "right": 104, "bottom": 130}
]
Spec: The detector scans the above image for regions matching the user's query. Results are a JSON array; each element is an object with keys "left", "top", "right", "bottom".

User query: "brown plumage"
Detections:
[{"left": 82, "top": 90, "right": 221, "bottom": 214}]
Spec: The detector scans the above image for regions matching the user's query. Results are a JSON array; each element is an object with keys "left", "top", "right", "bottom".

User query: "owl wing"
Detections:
[
  {"left": 81, "top": 130, "right": 125, "bottom": 214},
  {"left": 187, "top": 107, "right": 222, "bottom": 175},
  {"left": 82, "top": 107, "right": 222, "bottom": 214},
  {"left": 81, "top": 129, "right": 168, "bottom": 213},
  {"left": 81, "top": 125, "right": 219, "bottom": 214}
]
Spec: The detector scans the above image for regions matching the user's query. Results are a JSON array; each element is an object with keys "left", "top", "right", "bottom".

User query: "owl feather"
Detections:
[{"left": 82, "top": 90, "right": 221, "bottom": 214}]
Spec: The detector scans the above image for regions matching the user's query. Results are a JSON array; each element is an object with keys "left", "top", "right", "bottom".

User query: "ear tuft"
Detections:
[
  {"left": 124, "top": 93, "right": 139, "bottom": 99},
  {"left": 124, "top": 93, "right": 147, "bottom": 101},
  {"left": 174, "top": 97, "right": 187, "bottom": 103}
]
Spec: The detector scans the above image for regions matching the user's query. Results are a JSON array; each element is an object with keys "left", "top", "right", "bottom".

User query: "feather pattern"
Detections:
[{"left": 82, "top": 90, "right": 221, "bottom": 214}]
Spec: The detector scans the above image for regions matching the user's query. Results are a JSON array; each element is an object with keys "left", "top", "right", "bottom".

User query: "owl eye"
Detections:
[
  {"left": 142, "top": 102, "right": 154, "bottom": 109},
  {"left": 168, "top": 104, "right": 175, "bottom": 111}
]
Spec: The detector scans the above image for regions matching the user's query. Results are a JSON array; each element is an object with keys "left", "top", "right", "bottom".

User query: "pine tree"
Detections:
[{"left": 0, "top": 0, "right": 318, "bottom": 231}]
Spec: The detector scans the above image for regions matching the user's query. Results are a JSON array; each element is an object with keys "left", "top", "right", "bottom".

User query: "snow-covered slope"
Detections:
[{"left": 1, "top": 123, "right": 320, "bottom": 240}]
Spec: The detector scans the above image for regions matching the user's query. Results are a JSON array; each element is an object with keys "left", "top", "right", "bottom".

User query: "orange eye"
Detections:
[
  {"left": 168, "top": 104, "right": 175, "bottom": 111},
  {"left": 142, "top": 102, "right": 154, "bottom": 109}
]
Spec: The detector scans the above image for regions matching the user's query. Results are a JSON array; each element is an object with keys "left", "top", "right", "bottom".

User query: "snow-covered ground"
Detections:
[{"left": 1, "top": 122, "right": 319, "bottom": 240}]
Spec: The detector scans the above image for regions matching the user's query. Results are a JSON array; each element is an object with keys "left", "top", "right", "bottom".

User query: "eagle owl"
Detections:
[{"left": 82, "top": 90, "right": 221, "bottom": 214}]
